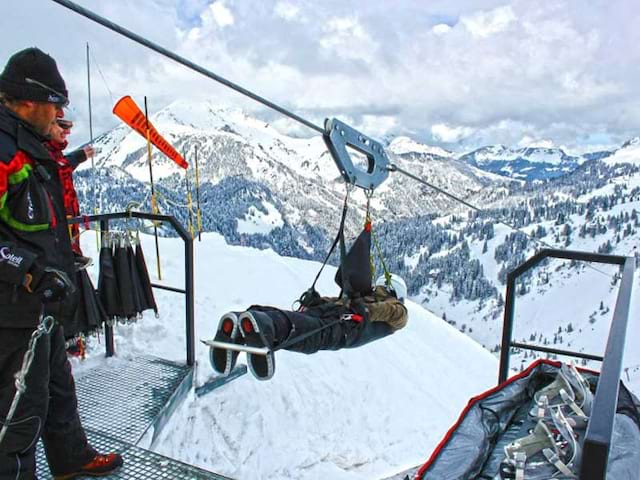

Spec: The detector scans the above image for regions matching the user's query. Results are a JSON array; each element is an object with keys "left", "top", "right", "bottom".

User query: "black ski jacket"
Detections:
[{"left": 0, "top": 105, "right": 77, "bottom": 328}]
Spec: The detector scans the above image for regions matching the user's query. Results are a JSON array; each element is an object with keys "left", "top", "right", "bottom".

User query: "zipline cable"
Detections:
[{"left": 51, "top": 0, "right": 324, "bottom": 135}]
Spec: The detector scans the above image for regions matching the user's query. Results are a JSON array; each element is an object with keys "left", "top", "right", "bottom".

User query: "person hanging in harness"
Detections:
[{"left": 208, "top": 210, "right": 409, "bottom": 381}]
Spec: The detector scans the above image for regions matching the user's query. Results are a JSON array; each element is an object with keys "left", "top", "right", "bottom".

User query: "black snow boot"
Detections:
[
  {"left": 239, "top": 310, "right": 278, "bottom": 380},
  {"left": 209, "top": 312, "right": 243, "bottom": 376}
]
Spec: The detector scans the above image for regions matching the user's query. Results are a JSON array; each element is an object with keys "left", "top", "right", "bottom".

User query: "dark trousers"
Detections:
[
  {"left": 0, "top": 324, "right": 95, "bottom": 479},
  {"left": 251, "top": 306, "right": 393, "bottom": 354}
]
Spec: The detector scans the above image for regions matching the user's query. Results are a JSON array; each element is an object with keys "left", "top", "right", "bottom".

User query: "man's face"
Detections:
[
  {"left": 50, "top": 121, "right": 71, "bottom": 143},
  {"left": 22, "top": 101, "right": 62, "bottom": 136}
]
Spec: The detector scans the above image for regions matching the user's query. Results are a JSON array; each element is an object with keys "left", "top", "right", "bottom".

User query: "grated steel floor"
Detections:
[
  {"left": 73, "top": 354, "right": 192, "bottom": 445},
  {"left": 35, "top": 355, "right": 230, "bottom": 479}
]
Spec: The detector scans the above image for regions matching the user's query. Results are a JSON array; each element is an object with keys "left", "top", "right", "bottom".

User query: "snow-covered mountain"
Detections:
[
  {"left": 407, "top": 159, "right": 640, "bottom": 393},
  {"left": 459, "top": 145, "right": 583, "bottom": 181},
  {"left": 79, "top": 99, "right": 510, "bottom": 260}
]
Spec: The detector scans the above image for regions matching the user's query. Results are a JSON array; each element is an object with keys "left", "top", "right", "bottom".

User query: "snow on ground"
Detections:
[
  {"left": 388, "top": 136, "right": 453, "bottom": 158},
  {"left": 605, "top": 138, "right": 640, "bottom": 166},
  {"left": 418, "top": 240, "right": 640, "bottom": 395},
  {"left": 236, "top": 201, "right": 285, "bottom": 235},
  {"left": 76, "top": 232, "right": 498, "bottom": 480}
]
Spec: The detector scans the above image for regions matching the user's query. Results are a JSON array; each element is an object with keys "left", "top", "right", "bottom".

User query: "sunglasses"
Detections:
[
  {"left": 57, "top": 120, "right": 73, "bottom": 130},
  {"left": 25, "top": 77, "right": 69, "bottom": 108}
]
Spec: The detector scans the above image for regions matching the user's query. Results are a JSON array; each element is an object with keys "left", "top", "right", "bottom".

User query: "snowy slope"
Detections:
[
  {"left": 416, "top": 180, "right": 640, "bottom": 395},
  {"left": 605, "top": 137, "right": 640, "bottom": 166},
  {"left": 75, "top": 232, "right": 498, "bottom": 480}
]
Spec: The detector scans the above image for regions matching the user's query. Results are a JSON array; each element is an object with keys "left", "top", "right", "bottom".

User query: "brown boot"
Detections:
[{"left": 54, "top": 453, "right": 123, "bottom": 479}]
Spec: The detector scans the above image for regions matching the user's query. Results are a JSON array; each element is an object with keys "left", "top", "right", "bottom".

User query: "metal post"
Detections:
[
  {"left": 185, "top": 233, "right": 195, "bottom": 366},
  {"left": 194, "top": 145, "right": 202, "bottom": 241},
  {"left": 580, "top": 257, "right": 635, "bottom": 479},
  {"left": 498, "top": 275, "right": 516, "bottom": 383},
  {"left": 86, "top": 43, "right": 101, "bottom": 251}
]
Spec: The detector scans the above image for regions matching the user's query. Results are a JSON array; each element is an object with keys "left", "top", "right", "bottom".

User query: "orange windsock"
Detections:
[{"left": 113, "top": 96, "right": 188, "bottom": 169}]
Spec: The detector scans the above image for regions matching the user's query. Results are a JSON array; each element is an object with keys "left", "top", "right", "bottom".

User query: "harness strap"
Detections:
[
  {"left": 337, "top": 189, "right": 352, "bottom": 300},
  {"left": 364, "top": 190, "right": 392, "bottom": 288},
  {"left": 297, "top": 187, "right": 350, "bottom": 309},
  {"left": 560, "top": 389, "right": 588, "bottom": 419},
  {"left": 514, "top": 452, "right": 525, "bottom": 480},
  {"left": 543, "top": 449, "right": 577, "bottom": 478}
]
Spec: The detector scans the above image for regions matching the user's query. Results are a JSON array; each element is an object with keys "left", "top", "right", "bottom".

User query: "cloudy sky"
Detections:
[{"left": 3, "top": 0, "right": 639, "bottom": 153}]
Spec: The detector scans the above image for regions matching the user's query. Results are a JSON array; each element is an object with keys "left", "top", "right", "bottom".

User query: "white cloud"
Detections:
[
  {"left": 431, "top": 123, "right": 475, "bottom": 143},
  {"left": 461, "top": 5, "right": 516, "bottom": 38},
  {"left": 432, "top": 23, "right": 452, "bottom": 35},
  {"left": 209, "top": 1, "right": 234, "bottom": 28},
  {"left": 517, "top": 136, "right": 555, "bottom": 149},
  {"left": 320, "top": 17, "right": 377, "bottom": 62},
  {"left": 359, "top": 115, "right": 398, "bottom": 137},
  {"left": 4, "top": 0, "right": 640, "bottom": 152},
  {"left": 274, "top": 1, "right": 301, "bottom": 21}
]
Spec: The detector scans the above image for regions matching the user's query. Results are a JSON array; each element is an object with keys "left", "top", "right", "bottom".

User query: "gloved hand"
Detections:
[
  {"left": 82, "top": 144, "right": 95, "bottom": 160},
  {"left": 347, "top": 296, "right": 369, "bottom": 322},
  {"left": 23, "top": 266, "right": 75, "bottom": 303}
]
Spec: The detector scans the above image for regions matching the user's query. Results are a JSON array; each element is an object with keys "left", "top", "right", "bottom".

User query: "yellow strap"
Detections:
[{"left": 365, "top": 192, "right": 392, "bottom": 287}]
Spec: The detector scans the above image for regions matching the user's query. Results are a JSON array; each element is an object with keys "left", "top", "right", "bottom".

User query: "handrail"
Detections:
[
  {"left": 70, "top": 211, "right": 195, "bottom": 366},
  {"left": 498, "top": 248, "right": 635, "bottom": 479}
]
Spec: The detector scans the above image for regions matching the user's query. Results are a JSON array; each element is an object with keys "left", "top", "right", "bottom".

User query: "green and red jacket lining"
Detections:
[{"left": 0, "top": 105, "right": 77, "bottom": 328}]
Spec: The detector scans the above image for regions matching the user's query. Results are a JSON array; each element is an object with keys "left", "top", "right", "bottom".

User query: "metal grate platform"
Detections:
[
  {"left": 37, "top": 430, "right": 231, "bottom": 479},
  {"left": 35, "top": 355, "right": 230, "bottom": 479},
  {"left": 74, "top": 354, "right": 193, "bottom": 445}
]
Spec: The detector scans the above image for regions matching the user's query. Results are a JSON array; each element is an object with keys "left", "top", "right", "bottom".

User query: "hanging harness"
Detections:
[{"left": 295, "top": 185, "right": 392, "bottom": 313}]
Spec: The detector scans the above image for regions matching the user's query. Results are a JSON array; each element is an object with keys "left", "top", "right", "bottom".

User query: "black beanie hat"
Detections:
[{"left": 0, "top": 48, "right": 68, "bottom": 105}]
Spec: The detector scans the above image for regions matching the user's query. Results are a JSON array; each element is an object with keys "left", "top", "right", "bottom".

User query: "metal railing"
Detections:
[
  {"left": 498, "top": 248, "right": 635, "bottom": 479},
  {"left": 70, "top": 211, "right": 195, "bottom": 366}
]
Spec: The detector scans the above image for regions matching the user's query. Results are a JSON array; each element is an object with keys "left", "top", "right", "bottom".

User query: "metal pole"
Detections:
[
  {"left": 144, "top": 96, "right": 162, "bottom": 280},
  {"left": 86, "top": 43, "right": 100, "bottom": 251},
  {"left": 185, "top": 149, "right": 195, "bottom": 240},
  {"left": 581, "top": 258, "right": 635, "bottom": 480},
  {"left": 194, "top": 144, "right": 202, "bottom": 241},
  {"left": 185, "top": 233, "right": 195, "bottom": 366},
  {"left": 498, "top": 275, "right": 516, "bottom": 383},
  {"left": 86, "top": 43, "right": 94, "bottom": 164}
]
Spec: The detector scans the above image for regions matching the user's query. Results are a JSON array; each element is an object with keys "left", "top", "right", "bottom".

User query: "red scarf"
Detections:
[{"left": 45, "top": 140, "right": 82, "bottom": 254}]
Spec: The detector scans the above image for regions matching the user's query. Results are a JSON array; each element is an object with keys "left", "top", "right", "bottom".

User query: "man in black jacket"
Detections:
[{"left": 0, "top": 48, "right": 122, "bottom": 480}]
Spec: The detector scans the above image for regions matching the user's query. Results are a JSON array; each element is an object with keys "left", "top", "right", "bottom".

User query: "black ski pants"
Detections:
[
  {"left": 252, "top": 306, "right": 393, "bottom": 354},
  {"left": 0, "top": 324, "right": 95, "bottom": 479}
]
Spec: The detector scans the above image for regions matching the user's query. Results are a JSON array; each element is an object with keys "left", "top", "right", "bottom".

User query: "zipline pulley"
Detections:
[{"left": 323, "top": 118, "right": 389, "bottom": 190}]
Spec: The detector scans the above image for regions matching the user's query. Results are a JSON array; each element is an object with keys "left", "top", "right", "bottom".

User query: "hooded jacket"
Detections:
[
  {"left": 0, "top": 105, "right": 77, "bottom": 328},
  {"left": 327, "top": 286, "right": 408, "bottom": 331}
]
